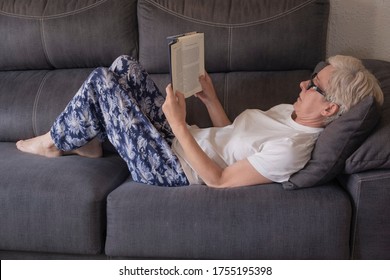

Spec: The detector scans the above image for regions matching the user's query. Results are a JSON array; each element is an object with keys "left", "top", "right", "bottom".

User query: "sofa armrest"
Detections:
[{"left": 338, "top": 170, "right": 390, "bottom": 259}]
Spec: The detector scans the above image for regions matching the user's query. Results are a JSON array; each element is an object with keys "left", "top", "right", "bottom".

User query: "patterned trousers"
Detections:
[{"left": 50, "top": 55, "right": 189, "bottom": 186}]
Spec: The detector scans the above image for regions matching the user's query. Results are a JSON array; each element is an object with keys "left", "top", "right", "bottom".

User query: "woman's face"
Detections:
[{"left": 293, "top": 65, "right": 335, "bottom": 126}]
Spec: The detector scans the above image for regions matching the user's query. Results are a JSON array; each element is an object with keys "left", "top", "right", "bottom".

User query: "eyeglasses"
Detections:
[{"left": 306, "top": 73, "right": 326, "bottom": 96}]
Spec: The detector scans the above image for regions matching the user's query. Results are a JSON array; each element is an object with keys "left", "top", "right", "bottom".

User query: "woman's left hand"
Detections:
[{"left": 162, "top": 84, "right": 187, "bottom": 132}]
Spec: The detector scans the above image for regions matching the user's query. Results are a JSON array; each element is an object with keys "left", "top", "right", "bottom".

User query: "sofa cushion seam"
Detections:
[
  {"left": 32, "top": 72, "right": 50, "bottom": 136},
  {"left": 350, "top": 178, "right": 361, "bottom": 259},
  {"left": 228, "top": 27, "right": 232, "bottom": 71},
  {"left": 224, "top": 74, "right": 229, "bottom": 118},
  {"left": 142, "top": 0, "right": 316, "bottom": 28},
  {"left": 39, "top": 18, "right": 55, "bottom": 69},
  {"left": 0, "top": 0, "right": 108, "bottom": 19}
]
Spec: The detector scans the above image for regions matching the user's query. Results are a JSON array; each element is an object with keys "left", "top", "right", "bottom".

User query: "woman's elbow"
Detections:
[
  {"left": 203, "top": 171, "right": 228, "bottom": 188},
  {"left": 204, "top": 175, "right": 240, "bottom": 188},
  {"left": 204, "top": 177, "right": 224, "bottom": 188}
]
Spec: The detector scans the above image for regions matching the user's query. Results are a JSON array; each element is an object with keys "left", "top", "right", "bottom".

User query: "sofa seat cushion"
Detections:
[
  {"left": 0, "top": 143, "right": 128, "bottom": 255},
  {"left": 106, "top": 181, "right": 351, "bottom": 259}
]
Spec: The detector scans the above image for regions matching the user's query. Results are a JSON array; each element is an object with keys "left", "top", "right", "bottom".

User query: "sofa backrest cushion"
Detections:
[
  {"left": 0, "top": 0, "right": 138, "bottom": 70},
  {"left": 138, "top": 0, "right": 330, "bottom": 73},
  {"left": 0, "top": 69, "right": 93, "bottom": 141},
  {"left": 283, "top": 95, "right": 381, "bottom": 190}
]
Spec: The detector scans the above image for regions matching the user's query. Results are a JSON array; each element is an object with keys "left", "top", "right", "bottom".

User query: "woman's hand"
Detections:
[
  {"left": 162, "top": 84, "right": 187, "bottom": 132},
  {"left": 196, "top": 72, "right": 219, "bottom": 107},
  {"left": 196, "top": 73, "right": 231, "bottom": 127}
]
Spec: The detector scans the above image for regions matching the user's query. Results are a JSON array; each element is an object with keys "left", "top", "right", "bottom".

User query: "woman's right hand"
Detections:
[
  {"left": 196, "top": 72, "right": 218, "bottom": 107},
  {"left": 196, "top": 72, "right": 231, "bottom": 127}
]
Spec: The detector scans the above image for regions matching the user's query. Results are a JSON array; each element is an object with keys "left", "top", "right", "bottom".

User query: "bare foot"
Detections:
[
  {"left": 16, "top": 132, "right": 63, "bottom": 158},
  {"left": 17, "top": 133, "right": 103, "bottom": 158},
  {"left": 68, "top": 137, "right": 103, "bottom": 158}
]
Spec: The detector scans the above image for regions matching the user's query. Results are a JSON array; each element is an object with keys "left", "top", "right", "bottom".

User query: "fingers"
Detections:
[
  {"left": 163, "top": 84, "right": 187, "bottom": 128},
  {"left": 176, "top": 90, "right": 185, "bottom": 105},
  {"left": 199, "top": 72, "right": 208, "bottom": 85},
  {"left": 165, "top": 83, "right": 184, "bottom": 102},
  {"left": 165, "top": 83, "right": 174, "bottom": 97},
  {"left": 165, "top": 83, "right": 177, "bottom": 102}
]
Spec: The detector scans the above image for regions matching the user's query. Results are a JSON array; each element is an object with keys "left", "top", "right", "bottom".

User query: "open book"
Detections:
[{"left": 168, "top": 32, "right": 205, "bottom": 98}]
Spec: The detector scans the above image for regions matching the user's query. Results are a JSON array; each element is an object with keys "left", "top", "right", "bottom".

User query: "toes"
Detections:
[{"left": 16, "top": 140, "right": 24, "bottom": 150}]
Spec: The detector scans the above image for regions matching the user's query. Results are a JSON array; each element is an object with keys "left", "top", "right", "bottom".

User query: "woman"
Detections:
[{"left": 16, "top": 55, "right": 384, "bottom": 188}]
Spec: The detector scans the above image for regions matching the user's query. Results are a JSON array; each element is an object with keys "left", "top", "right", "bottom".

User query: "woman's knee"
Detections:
[
  {"left": 83, "top": 67, "right": 117, "bottom": 97},
  {"left": 111, "top": 55, "right": 131, "bottom": 68},
  {"left": 88, "top": 67, "right": 110, "bottom": 84},
  {"left": 109, "top": 55, "right": 139, "bottom": 74}
]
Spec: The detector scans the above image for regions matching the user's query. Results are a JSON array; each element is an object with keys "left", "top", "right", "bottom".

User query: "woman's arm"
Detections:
[
  {"left": 196, "top": 73, "right": 231, "bottom": 127},
  {"left": 163, "top": 85, "right": 272, "bottom": 188}
]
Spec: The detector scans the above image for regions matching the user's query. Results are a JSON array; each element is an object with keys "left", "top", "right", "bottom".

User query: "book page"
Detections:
[{"left": 182, "top": 42, "right": 201, "bottom": 94}]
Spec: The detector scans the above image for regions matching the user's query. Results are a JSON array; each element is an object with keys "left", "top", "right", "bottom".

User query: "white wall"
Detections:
[{"left": 327, "top": 0, "right": 390, "bottom": 61}]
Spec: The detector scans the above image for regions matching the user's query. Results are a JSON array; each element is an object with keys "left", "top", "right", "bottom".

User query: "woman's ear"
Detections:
[{"left": 321, "top": 102, "right": 340, "bottom": 117}]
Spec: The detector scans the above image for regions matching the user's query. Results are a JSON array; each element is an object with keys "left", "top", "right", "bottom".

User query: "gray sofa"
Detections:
[{"left": 1, "top": 0, "right": 389, "bottom": 260}]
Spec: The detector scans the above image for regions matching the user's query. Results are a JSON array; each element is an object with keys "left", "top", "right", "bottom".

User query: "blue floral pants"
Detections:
[{"left": 50, "top": 55, "right": 189, "bottom": 186}]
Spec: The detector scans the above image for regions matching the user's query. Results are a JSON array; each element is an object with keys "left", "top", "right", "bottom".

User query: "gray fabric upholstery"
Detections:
[
  {"left": 0, "top": 250, "right": 108, "bottom": 260},
  {"left": 339, "top": 171, "right": 390, "bottom": 259},
  {"left": 138, "top": 0, "right": 329, "bottom": 73},
  {"left": 224, "top": 71, "right": 311, "bottom": 122},
  {"left": 0, "top": 143, "right": 128, "bottom": 255},
  {"left": 345, "top": 60, "right": 390, "bottom": 173},
  {"left": 0, "top": 69, "right": 93, "bottom": 141},
  {"left": 0, "top": 0, "right": 138, "bottom": 70},
  {"left": 106, "top": 181, "right": 351, "bottom": 259}
]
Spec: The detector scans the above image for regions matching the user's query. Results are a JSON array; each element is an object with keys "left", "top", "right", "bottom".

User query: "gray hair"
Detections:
[{"left": 324, "top": 55, "right": 384, "bottom": 124}]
